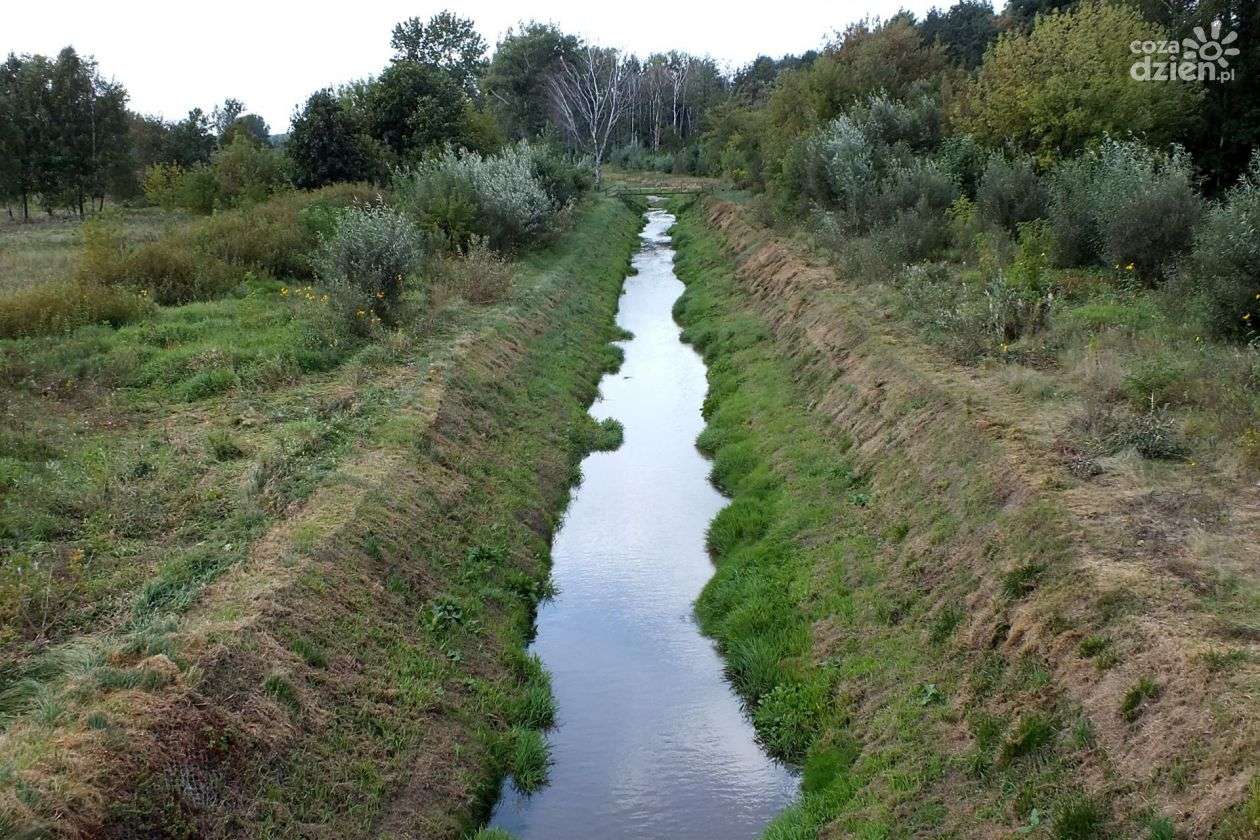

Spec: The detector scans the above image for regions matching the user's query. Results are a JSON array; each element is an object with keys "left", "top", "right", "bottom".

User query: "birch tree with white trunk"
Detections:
[{"left": 547, "top": 46, "right": 633, "bottom": 186}]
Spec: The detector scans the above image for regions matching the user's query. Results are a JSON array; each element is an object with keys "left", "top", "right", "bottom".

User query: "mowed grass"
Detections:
[
  {"left": 0, "top": 207, "right": 179, "bottom": 295},
  {"left": 669, "top": 201, "right": 1175, "bottom": 839},
  {"left": 0, "top": 194, "right": 641, "bottom": 836}
]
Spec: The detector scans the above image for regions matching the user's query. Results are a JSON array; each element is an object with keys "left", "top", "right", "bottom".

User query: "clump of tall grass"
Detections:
[{"left": 507, "top": 726, "right": 550, "bottom": 793}]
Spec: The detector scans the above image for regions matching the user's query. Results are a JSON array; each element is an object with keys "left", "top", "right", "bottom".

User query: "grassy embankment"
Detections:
[
  {"left": 670, "top": 194, "right": 1259, "bottom": 839},
  {"left": 0, "top": 193, "right": 640, "bottom": 836}
]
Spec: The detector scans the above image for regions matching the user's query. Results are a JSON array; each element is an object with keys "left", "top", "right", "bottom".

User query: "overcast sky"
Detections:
[{"left": 5, "top": 0, "right": 949, "bottom": 132}]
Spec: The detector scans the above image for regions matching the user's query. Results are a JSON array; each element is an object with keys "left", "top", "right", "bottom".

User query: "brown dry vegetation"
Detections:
[{"left": 678, "top": 194, "right": 1258, "bottom": 837}]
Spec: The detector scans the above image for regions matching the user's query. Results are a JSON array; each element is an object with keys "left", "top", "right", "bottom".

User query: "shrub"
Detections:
[
  {"left": 976, "top": 153, "right": 1046, "bottom": 233},
  {"left": 394, "top": 142, "right": 556, "bottom": 252},
  {"left": 174, "top": 165, "right": 220, "bottom": 216},
  {"left": 871, "top": 158, "right": 959, "bottom": 263},
  {"left": 142, "top": 163, "right": 184, "bottom": 210},
  {"left": 436, "top": 236, "right": 512, "bottom": 304},
  {"left": 1091, "top": 139, "right": 1200, "bottom": 281},
  {"left": 212, "top": 134, "right": 291, "bottom": 208},
  {"left": 527, "top": 145, "right": 593, "bottom": 209},
  {"left": 1047, "top": 155, "right": 1100, "bottom": 267},
  {"left": 314, "top": 202, "right": 424, "bottom": 328},
  {"left": 1181, "top": 151, "right": 1260, "bottom": 339},
  {"left": 936, "top": 134, "right": 987, "bottom": 198}
]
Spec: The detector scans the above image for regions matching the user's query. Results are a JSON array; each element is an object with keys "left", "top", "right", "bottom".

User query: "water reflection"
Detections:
[{"left": 488, "top": 206, "right": 797, "bottom": 839}]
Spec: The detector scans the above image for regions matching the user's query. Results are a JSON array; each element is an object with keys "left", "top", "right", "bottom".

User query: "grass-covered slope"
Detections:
[
  {"left": 0, "top": 196, "right": 640, "bottom": 837},
  {"left": 671, "top": 197, "right": 1259, "bottom": 839}
]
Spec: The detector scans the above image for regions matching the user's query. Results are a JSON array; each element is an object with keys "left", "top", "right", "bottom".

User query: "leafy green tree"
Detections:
[
  {"left": 1173, "top": 0, "right": 1260, "bottom": 191},
  {"left": 223, "top": 113, "right": 271, "bottom": 146},
  {"left": 365, "top": 61, "right": 468, "bottom": 159},
  {"left": 213, "top": 133, "right": 290, "bottom": 206},
  {"left": 920, "top": 0, "right": 999, "bottom": 68},
  {"left": 287, "top": 89, "right": 378, "bottom": 188},
  {"left": 211, "top": 97, "right": 246, "bottom": 137},
  {"left": 390, "top": 11, "right": 487, "bottom": 95},
  {"left": 953, "top": 0, "right": 1199, "bottom": 161},
  {"left": 0, "top": 53, "right": 54, "bottom": 220},
  {"left": 731, "top": 53, "right": 819, "bottom": 105},
  {"left": 164, "top": 108, "right": 216, "bottom": 168},
  {"left": 1005, "top": 0, "right": 1077, "bottom": 30},
  {"left": 483, "top": 22, "right": 581, "bottom": 139}
]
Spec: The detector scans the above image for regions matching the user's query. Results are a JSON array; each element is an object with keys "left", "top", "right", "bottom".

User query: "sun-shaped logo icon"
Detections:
[{"left": 1182, "top": 20, "right": 1241, "bottom": 69}]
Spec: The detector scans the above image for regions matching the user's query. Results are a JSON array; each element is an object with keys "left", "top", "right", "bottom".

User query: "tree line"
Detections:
[
  {"left": 3, "top": 2, "right": 1256, "bottom": 218},
  {"left": 0, "top": 45, "right": 272, "bottom": 220}
]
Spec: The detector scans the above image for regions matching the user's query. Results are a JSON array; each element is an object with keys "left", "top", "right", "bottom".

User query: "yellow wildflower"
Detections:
[{"left": 1125, "top": 263, "right": 1135, "bottom": 271}]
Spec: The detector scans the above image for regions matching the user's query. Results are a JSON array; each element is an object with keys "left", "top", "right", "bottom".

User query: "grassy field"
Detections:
[
  {"left": 670, "top": 195, "right": 1260, "bottom": 838},
  {"left": 0, "top": 208, "right": 181, "bottom": 295},
  {"left": 0, "top": 194, "right": 641, "bottom": 835}
]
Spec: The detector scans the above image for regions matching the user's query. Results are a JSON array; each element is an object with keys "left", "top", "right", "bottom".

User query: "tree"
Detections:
[
  {"left": 0, "top": 53, "right": 53, "bottom": 220},
  {"left": 548, "top": 47, "right": 635, "bottom": 184},
  {"left": 39, "top": 48, "right": 130, "bottom": 216},
  {"left": 365, "top": 61, "right": 468, "bottom": 159},
  {"left": 1005, "top": 0, "right": 1078, "bottom": 30},
  {"left": 1173, "top": 0, "right": 1260, "bottom": 191},
  {"left": 287, "top": 89, "right": 378, "bottom": 188},
  {"left": 164, "top": 108, "right": 216, "bottom": 168},
  {"left": 390, "top": 10, "right": 487, "bottom": 95},
  {"left": 223, "top": 113, "right": 271, "bottom": 146},
  {"left": 920, "top": 0, "right": 999, "bottom": 68},
  {"left": 953, "top": 0, "right": 1200, "bottom": 162},
  {"left": 483, "top": 22, "right": 581, "bottom": 139},
  {"left": 211, "top": 97, "right": 246, "bottom": 137}
]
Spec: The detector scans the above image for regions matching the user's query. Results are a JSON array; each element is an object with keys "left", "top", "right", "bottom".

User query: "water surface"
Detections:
[{"left": 489, "top": 206, "right": 797, "bottom": 839}]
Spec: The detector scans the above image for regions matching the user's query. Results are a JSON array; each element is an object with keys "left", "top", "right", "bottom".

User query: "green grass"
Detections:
[
  {"left": 1120, "top": 677, "right": 1161, "bottom": 723},
  {"left": 0, "top": 207, "right": 179, "bottom": 295},
  {"left": 670, "top": 200, "right": 1133, "bottom": 837},
  {"left": 507, "top": 726, "right": 550, "bottom": 794},
  {"left": 0, "top": 194, "right": 642, "bottom": 836}
]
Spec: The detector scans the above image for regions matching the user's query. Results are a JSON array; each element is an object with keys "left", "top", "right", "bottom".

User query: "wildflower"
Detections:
[
  {"left": 1125, "top": 263, "right": 1135, "bottom": 271},
  {"left": 356, "top": 309, "right": 366, "bottom": 318},
  {"left": 280, "top": 287, "right": 289, "bottom": 296}
]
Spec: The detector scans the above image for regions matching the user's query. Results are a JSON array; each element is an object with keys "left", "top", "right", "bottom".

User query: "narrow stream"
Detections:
[{"left": 489, "top": 206, "right": 797, "bottom": 838}]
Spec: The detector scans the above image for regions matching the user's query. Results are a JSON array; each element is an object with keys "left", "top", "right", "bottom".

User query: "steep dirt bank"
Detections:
[
  {"left": 673, "top": 196, "right": 1258, "bottom": 837},
  {"left": 0, "top": 197, "right": 641, "bottom": 838}
]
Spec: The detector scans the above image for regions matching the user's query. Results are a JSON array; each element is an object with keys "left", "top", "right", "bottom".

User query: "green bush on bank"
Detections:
[
  {"left": 1181, "top": 152, "right": 1260, "bottom": 340},
  {"left": 313, "top": 203, "right": 424, "bottom": 331},
  {"left": 392, "top": 142, "right": 590, "bottom": 252}
]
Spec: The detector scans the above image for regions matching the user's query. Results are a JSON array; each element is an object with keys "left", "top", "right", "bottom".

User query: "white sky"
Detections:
[{"left": 4, "top": 0, "right": 948, "bottom": 132}]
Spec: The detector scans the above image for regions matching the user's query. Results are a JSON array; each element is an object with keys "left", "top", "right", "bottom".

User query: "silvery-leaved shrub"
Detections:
[
  {"left": 976, "top": 153, "right": 1047, "bottom": 233},
  {"left": 1046, "top": 155, "right": 1100, "bottom": 267},
  {"left": 818, "top": 115, "right": 877, "bottom": 224},
  {"left": 394, "top": 143, "right": 555, "bottom": 252},
  {"left": 314, "top": 202, "right": 424, "bottom": 330},
  {"left": 1091, "top": 139, "right": 1200, "bottom": 281},
  {"left": 1180, "top": 151, "right": 1260, "bottom": 340}
]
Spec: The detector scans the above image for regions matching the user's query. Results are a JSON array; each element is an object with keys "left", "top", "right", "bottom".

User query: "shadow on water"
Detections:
[{"left": 488, "top": 205, "right": 798, "bottom": 839}]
